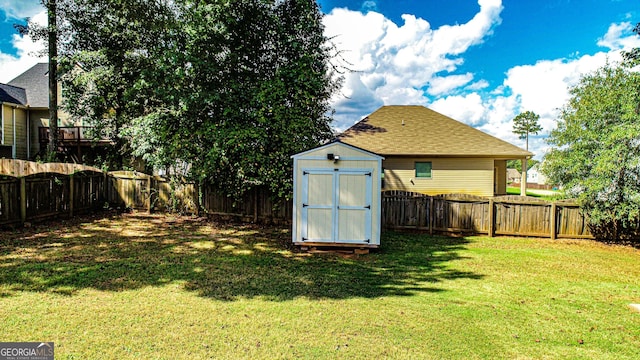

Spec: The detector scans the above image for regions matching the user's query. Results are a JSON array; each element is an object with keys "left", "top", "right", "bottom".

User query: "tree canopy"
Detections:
[
  {"left": 21, "top": 0, "right": 341, "bottom": 201},
  {"left": 542, "top": 63, "right": 640, "bottom": 240},
  {"left": 506, "top": 159, "right": 539, "bottom": 173},
  {"left": 512, "top": 110, "right": 542, "bottom": 151},
  {"left": 126, "top": 0, "right": 340, "bottom": 200}
]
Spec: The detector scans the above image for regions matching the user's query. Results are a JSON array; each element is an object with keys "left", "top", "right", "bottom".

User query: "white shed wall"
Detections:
[{"left": 292, "top": 142, "right": 383, "bottom": 247}]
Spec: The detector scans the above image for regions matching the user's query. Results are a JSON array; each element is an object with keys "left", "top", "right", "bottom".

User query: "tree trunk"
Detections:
[{"left": 47, "top": 0, "right": 59, "bottom": 159}]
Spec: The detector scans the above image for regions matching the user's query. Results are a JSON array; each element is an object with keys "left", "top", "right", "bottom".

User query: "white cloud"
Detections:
[
  {"left": 325, "top": 1, "right": 639, "bottom": 161},
  {"left": 0, "top": 0, "right": 42, "bottom": 20},
  {"left": 324, "top": 0, "right": 504, "bottom": 129},
  {"left": 427, "top": 73, "right": 474, "bottom": 96},
  {"left": 597, "top": 22, "right": 640, "bottom": 50},
  {"left": 430, "top": 93, "right": 486, "bottom": 125},
  {"left": 0, "top": 9, "right": 47, "bottom": 83},
  {"left": 495, "top": 50, "right": 625, "bottom": 158}
]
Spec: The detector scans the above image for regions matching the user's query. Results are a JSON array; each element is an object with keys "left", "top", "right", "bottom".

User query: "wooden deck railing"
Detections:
[{"left": 38, "top": 126, "right": 111, "bottom": 145}]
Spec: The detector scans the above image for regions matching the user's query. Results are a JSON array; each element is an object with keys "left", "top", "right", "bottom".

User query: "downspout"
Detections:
[
  {"left": 26, "top": 109, "right": 30, "bottom": 159},
  {"left": 1, "top": 104, "right": 4, "bottom": 144},
  {"left": 12, "top": 106, "right": 16, "bottom": 158}
]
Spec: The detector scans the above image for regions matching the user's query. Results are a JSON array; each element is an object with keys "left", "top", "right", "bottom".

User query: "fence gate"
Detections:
[{"left": 301, "top": 169, "right": 372, "bottom": 244}]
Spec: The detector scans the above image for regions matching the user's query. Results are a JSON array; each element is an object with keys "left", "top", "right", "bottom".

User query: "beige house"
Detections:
[
  {"left": 337, "top": 105, "right": 533, "bottom": 197},
  {"left": 507, "top": 168, "right": 521, "bottom": 184}
]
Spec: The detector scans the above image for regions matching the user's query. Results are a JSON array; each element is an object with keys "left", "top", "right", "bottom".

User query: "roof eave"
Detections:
[{"left": 378, "top": 153, "right": 533, "bottom": 158}]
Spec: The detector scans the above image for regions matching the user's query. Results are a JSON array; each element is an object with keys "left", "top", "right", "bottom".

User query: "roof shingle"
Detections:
[
  {"left": 337, "top": 105, "right": 533, "bottom": 158},
  {"left": 0, "top": 83, "right": 27, "bottom": 105},
  {"left": 7, "top": 63, "right": 49, "bottom": 108}
]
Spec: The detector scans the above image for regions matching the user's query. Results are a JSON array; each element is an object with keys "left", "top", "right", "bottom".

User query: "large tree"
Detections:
[
  {"left": 21, "top": 0, "right": 340, "bottom": 202},
  {"left": 542, "top": 63, "right": 640, "bottom": 240},
  {"left": 59, "top": 0, "right": 177, "bottom": 169},
  {"left": 17, "top": 0, "right": 176, "bottom": 168},
  {"left": 16, "top": 0, "right": 67, "bottom": 160},
  {"left": 512, "top": 110, "right": 542, "bottom": 151},
  {"left": 129, "top": 0, "right": 340, "bottom": 201}
]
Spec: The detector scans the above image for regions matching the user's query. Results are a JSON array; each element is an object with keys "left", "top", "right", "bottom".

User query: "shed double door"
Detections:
[{"left": 301, "top": 169, "right": 372, "bottom": 244}]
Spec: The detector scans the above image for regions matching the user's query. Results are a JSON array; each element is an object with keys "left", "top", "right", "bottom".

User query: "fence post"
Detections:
[
  {"left": 147, "top": 174, "right": 152, "bottom": 213},
  {"left": 253, "top": 187, "right": 258, "bottom": 223},
  {"left": 104, "top": 172, "right": 109, "bottom": 205},
  {"left": 429, "top": 196, "right": 434, "bottom": 235},
  {"left": 194, "top": 181, "right": 201, "bottom": 216},
  {"left": 69, "top": 173, "right": 74, "bottom": 217},
  {"left": 550, "top": 202, "right": 557, "bottom": 240},
  {"left": 20, "top": 177, "right": 26, "bottom": 224},
  {"left": 488, "top": 199, "right": 494, "bottom": 237}
]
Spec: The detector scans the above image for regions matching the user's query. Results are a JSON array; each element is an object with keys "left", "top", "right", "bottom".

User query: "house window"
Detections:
[{"left": 415, "top": 162, "right": 432, "bottom": 178}]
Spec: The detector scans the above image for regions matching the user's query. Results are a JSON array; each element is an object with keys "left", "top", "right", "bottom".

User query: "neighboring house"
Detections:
[
  {"left": 0, "top": 83, "right": 29, "bottom": 159},
  {"left": 526, "top": 163, "right": 547, "bottom": 185},
  {"left": 337, "top": 105, "right": 533, "bottom": 197},
  {"left": 0, "top": 63, "right": 108, "bottom": 162},
  {"left": 507, "top": 168, "right": 521, "bottom": 184}
]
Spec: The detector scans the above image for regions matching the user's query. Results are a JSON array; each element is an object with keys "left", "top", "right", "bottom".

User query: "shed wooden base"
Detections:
[
  {"left": 294, "top": 242, "right": 377, "bottom": 255},
  {"left": 294, "top": 242, "right": 378, "bottom": 249}
]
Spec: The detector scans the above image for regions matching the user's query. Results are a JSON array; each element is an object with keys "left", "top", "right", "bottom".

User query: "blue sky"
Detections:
[
  {"left": 1, "top": 0, "right": 639, "bottom": 159},
  {"left": 317, "top": 0, "right": 639, "bottom": 158}
]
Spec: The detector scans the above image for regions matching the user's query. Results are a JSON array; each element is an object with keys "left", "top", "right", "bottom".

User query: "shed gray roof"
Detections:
[
  {"left": 0, "top": 83, "right": 27, "bottom": 105},
  {"left": 7, "top": 63, "right": 49, "bottom": 108}
]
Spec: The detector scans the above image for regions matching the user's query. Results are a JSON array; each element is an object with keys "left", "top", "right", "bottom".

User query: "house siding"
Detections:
[
  {"left": 383, "top": 157, "right": 495, "bottom": 196},
  {"left": 0, "top": 104, "right": 29, "bottom": 159},
  {"left": 14, "top": 108, "right": 28, "bottom": 159},
  {"left": 29, "top": 109, "right": 49, "bottom": 157},
  {"left": 2, "top": 105, "right": 13, "bottom": 146}
]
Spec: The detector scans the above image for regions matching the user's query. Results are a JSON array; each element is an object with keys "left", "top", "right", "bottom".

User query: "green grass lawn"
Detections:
[
  {"left": 507, "top": 186, "right": 562, "bottom": 201},
  {"left": 1, "top": 213, "right": 639, "bottom": 359}
]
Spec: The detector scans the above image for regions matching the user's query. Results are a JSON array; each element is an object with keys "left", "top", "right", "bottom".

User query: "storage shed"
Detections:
[{"left": 291, "top": 141, "right": 384, "bottom": 248}]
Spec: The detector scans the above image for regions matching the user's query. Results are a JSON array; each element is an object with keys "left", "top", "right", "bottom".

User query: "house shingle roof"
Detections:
[
  {"left": 0, "top": 83, "right": 27, "bottom": 105},
  {"left": 337, "top": 105, "right": 533, "bottom": 158},
  {"left": 507, "top": 168, "right": 521, "bottom": 179},
  {"left": 7, "top": 63, "right": 49, "bottom": 108}
]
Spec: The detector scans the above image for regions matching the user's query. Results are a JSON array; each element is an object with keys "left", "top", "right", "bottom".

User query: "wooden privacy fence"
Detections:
[
  {"left": 381, "top": 191, "right": 593, "bottom": 239},
  {"left": 108, "top": 171, "right": 198, "bottom": 214},
  {"left": 0, "top": 171, "right": 107, "bottom": 226},
  {"left": 0, "top": 161, "right": 199, "bottom": 225},
  {"left": 1, "top": 160, "right": 594, "bottom": 240},
  {"left": 201, "top": 186, "right": 291, "bottom": 224}
]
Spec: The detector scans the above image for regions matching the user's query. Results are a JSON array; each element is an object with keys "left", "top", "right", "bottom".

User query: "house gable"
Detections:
[
  {"left": 7, "top": 63, "right": 50, "bottom": 108},
  {"left": 292, "top": 140, "right": 384, "bottom": 161}
]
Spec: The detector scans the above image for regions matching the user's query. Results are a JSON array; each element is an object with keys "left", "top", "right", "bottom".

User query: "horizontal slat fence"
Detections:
[{"left": 382, "top": 191, "right": 593, "bottom": 239}]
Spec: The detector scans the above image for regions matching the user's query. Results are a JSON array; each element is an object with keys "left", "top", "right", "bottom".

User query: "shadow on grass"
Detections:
[{"left": 0, "top": 213, "right": 483, "bottom": 301}]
